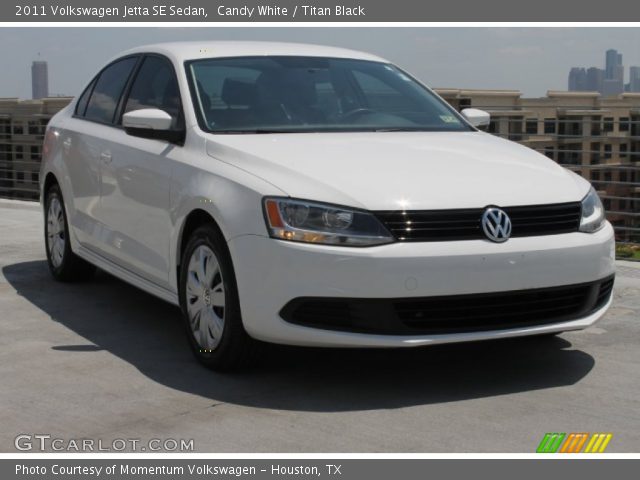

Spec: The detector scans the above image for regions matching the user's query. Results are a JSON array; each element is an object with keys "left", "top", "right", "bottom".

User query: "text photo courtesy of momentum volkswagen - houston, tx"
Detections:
[{"left": 0, "top": 1, "right": 639, "bottom": 478}]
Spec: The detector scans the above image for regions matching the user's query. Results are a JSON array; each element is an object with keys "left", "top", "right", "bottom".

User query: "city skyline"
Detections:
[
  {"left": 1, "top": 28, "right": 640, "bottom": 99},
  {"left": 568, "top": 48, "right": 640, "bottom": 95}
]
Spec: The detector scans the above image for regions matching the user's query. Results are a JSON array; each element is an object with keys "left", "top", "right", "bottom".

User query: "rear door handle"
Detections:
[{"left": 100, "top": 151, "right": 112, "bottom": 164}]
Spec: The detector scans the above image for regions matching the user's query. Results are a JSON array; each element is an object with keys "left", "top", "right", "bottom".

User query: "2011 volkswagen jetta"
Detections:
[{"left": 40, "top": 42, "right": 615, "bottom": 370}]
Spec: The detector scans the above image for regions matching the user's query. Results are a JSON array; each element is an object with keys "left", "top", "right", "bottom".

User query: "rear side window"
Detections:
[
  {"left": 84, "top": 57, "right": 137, "bottom": 124},
  {"left": 74, "top": 79, "right": 95, "bottom": 117},
  {"left": 123, "top": 56, "right": 182, "bottom": 127}
]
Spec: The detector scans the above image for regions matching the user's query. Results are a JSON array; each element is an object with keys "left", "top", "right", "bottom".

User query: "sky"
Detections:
[{"left": 1, "top": 27, "right": 640, "bottom": 99}]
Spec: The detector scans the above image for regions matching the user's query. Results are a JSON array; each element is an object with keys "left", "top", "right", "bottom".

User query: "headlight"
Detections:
[
  {"left": 263, "top": 197, "right": 394, "bottom": 246},
  {"left": 579, "top": 187, "right": 606, "bottom": 233}
]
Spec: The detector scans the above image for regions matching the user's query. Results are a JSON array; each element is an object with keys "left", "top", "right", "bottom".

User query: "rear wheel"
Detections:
[
  {"left": 179, "top": 224, "right": 259, "bottom": 371},
  {"left": 44, "top": 184, "right": 95, "bottom": 282}
]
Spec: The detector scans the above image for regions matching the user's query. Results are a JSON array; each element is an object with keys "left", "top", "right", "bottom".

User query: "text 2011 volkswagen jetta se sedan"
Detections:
[{"left": 40, "top": 42, "right": 615, "bottom": 370}]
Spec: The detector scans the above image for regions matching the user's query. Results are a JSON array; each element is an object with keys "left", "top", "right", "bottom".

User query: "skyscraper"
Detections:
[
  {"left": 31, "top": 61, "right": 49, "bottom": 100},
  {"left": 605, "top": 49, "right": 621, "bottom": 78},
  {"left": 603, "top": 49, "right": 624, "bottom": 96},
  {"left": 586, "top": 67, "right": 605, "bottom": 93},
  {"left": 630, "top": 66, "right": 640, "bottom": 93},
  {"left": 568, "top": 67, "right": 587, "bottom": 91}
]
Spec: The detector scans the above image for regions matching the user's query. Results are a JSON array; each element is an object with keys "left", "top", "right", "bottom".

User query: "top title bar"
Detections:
[{"left": 4, "top": 0, "right": 640, "bottom": 22}]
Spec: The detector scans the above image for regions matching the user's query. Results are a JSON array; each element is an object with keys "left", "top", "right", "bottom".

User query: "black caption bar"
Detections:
[
  {"left": 3, "top": 0, "right": 640, "bottom": 22},
  {"left": 4, "top": 459, "right": 640, "bottom": 479}
]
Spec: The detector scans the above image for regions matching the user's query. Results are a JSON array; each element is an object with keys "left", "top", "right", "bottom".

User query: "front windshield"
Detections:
[{"left": 186, "top": 56, "right": 472, "bottom": 133}]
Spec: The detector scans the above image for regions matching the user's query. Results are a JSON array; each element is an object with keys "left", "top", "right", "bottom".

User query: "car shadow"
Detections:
[{"left": 3, "top": 260, "right": 596, "bottom": 413}]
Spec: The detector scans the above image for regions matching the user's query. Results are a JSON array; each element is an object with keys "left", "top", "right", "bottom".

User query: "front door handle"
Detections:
[
  {"left": 100, "top": 151, "right": 112, "bottom": 164},
  {"left": 62, "top": 138, "right": 71, "bottom": 150}
]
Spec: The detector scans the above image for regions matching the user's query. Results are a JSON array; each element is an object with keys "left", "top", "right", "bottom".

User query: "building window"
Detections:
[
  {"left": 28, "top": 121, "right": 41, "bottom": 135},
  {"left": 14, "top": 145, "right": 23, "bottom": 160},
  {"left": 508, "top": 117, "right": 523, "bottom": 141},
  {"left": 620, "top": 171, "right": 627, "bottom": 182},
  {"left": 525, "top": 118, "right": 538, "bottom": 135},
  {"left": 487, "top": 120, "right": 499, "bottom": 134},
  {"left": 558, "top": 144, "right": 581, "bottom": 165},
  {"left": 458, "top": 98, "right": 472, "bottom": 109},
  {"left": 544, "top": 118, "right": 556, "bottom": 134},
  {"left": 13, "top": 124, "right": 24, "bottom": 135},
  {"left": 604, "top": 171, "right": 612, "bottom": 182},
  {"left": 0, "top": 143, "right": 9, "bottom": 161},
  {"left": 590, "top": 142, "right": 601, "bottom": 164},
  {"left": 591, "top": 171, "right": 600, "bottom": 181},
  {"left": 30, "top": 145, "right": 40, "bottom": 159},
  {"left": 632, "top": 116, "right": 640, "bottom": 136},
  {"left": 544, "top": 147, "right": 555, "bottom": 160},
  {"left": 603, "top": 117, "right": 614, "bottom": 132},
  {"left": 620, "top": 143, "right": 628, "bottom": 158},
  {"left": 619, "top": 117, "right": 630, "bottom": 132},
  {"left": 569, "top": 120, "right": 581, "bottom": 136},
  {"left": 604, "top": 144, "right": 612, "bottom": 159},
  {"left": 557, "top": 117, "right": 580, "bottom": 137}
]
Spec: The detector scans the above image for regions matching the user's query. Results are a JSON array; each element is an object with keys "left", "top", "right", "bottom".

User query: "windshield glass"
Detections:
[{"left": 186, "top": 56, "right": 472, "bottom": 133}]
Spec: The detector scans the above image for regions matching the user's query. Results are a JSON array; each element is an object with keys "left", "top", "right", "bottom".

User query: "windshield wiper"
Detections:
[
  {"left": 213, "top": 129, "right": 304, "bottom": 134},
  {"left": 373, "top": 127, "right": 429, "bottom": 132}
]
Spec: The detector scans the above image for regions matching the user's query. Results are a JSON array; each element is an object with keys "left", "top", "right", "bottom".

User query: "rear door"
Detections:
[{"left": 61, "top": 56, "right": 139, "bottom": 250}]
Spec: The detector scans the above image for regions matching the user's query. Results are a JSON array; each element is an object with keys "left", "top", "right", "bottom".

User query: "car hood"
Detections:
[{"left": 205, "top": 131, "right": 589, "bottom": 210}]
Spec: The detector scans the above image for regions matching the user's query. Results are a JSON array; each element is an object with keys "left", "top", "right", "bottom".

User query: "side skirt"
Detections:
[{"left": 75, "top": 244, "right": 179, "bottom": 306}]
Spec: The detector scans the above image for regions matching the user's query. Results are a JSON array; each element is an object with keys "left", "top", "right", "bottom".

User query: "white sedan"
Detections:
[{"left": 40, "top": 42, "right": 615, "bottom": 370}]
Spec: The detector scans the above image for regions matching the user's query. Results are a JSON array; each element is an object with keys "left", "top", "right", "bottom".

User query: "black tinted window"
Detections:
[
  {"left": 75, "top": 79, "right": 95, "bottom": 117},
  {"left": 123, "top": 56, "right": 181, "bottom": 127},
  {"left": 85, "top": 57, "right": 137, "bottom": 124}
]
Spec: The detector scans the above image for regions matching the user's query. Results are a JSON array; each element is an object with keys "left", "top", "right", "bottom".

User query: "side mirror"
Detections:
[
  {"left": 123, "top": 109, "right": 184, "bottom": 144},
  {"left": 461, "top": 108, "right": 491, "bottom": 129}
]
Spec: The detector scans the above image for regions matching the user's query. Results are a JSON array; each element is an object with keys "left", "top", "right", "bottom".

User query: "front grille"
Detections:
[
  {"left": 280, "top": 276, "right": 614, "bottom": 335},
  {"left": 374, "top": 202, "right": 582, "bottom": 242}
]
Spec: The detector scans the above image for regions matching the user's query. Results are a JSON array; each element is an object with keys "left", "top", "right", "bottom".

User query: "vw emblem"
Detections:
[
  {"left": 481, "top": 207, "right": 512, "bottom": 243},
  {"left": 203, "top": 288, "right": 212, "bottom": 306}
]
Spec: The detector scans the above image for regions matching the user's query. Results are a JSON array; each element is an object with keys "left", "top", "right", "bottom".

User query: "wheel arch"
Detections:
[
  {"left": 42, "top": 172, "right": 60, "bottom": 203},
  {"left": 176, "top": 208, "right": 226, "bottom": 288}
]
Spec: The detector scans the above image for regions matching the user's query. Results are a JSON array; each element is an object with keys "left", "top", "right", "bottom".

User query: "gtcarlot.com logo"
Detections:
[
  {"left": 14, "top": 434, "right": 194, "bottom": 452},
  {"left": 536, "top": 433, "right": 613, "bottom": 453}
]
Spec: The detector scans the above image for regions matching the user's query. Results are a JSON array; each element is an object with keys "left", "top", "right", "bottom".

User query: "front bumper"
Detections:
[{"left": 228, "top": 223, "right": 615, "bottom": 347}]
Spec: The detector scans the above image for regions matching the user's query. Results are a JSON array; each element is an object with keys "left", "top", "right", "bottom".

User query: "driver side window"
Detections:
[{"left": 122, "top": 55, "right": 183, "bottom": 129}]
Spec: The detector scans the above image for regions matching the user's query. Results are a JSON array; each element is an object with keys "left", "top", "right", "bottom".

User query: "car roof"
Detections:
[{"left": 118, "top": 41, "right": 388, "bottom": 64}]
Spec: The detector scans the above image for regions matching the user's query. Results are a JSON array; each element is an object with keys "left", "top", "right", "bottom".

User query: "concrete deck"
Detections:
[{"left": 0, "top": 199, "right": 638, "bottom": 452}]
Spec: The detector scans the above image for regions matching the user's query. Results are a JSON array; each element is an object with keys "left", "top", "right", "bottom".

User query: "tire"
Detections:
[
  {"left": 179, "top": 224, "right": 259, "bottom": 371},
  {"left": 44, "top": 184, "right": 96, "bottom": 282}
]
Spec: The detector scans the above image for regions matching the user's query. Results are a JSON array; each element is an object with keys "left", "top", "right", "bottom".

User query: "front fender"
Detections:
[{"left": 168, "top": 151, "right": 285, "bottom": 292}]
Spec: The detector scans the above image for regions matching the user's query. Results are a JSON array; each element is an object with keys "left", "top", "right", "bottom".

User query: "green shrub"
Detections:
[{"left": 616, "top": 245, "right": 634, "bottom": 258}]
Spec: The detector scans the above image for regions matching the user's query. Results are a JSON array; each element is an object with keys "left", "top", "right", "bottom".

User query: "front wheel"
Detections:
[{"left": 179, "top": 224, "right": 259, "bottom": 371}]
